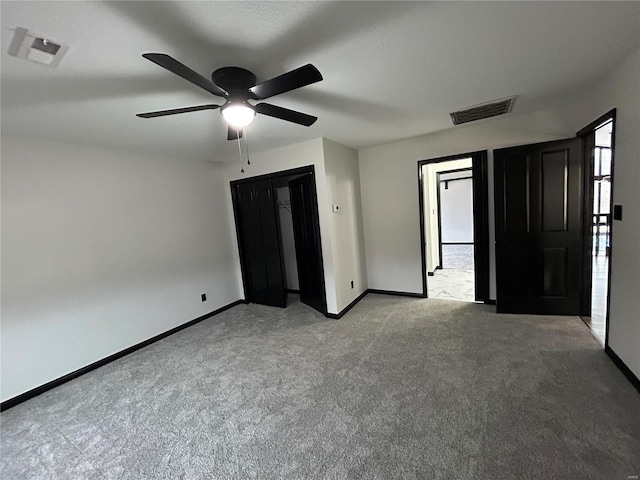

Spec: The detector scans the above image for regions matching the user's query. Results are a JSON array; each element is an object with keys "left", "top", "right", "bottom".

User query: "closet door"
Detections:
[
  {"left": 289, "top": 173, "right": 327, "bottom": 314},
  {"left": 236, "top": 180, "right": 287, "bottom": 307}
]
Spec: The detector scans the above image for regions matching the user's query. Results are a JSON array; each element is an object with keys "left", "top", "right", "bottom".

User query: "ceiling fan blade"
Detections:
[
  {"left": 227, "top": 126, "right": 244, "bottom": 141},
  {"left": 142, "top": 53, "right": 228, "bottom": 97},
  {"left": 255, "top": 103, "right": 317, "bottom": 126},
  {"left": 136, "top": 104, "right": 220, "bottom": 118},
  {"left": 249, "top": 64, "right": 322, "bottom": 100}
]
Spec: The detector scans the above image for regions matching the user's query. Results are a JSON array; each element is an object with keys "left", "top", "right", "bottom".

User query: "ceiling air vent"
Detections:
[
  {"left": 7, "top": 27, "right": 69, "bottom": 67},
  {"left": 450, "top": 96, "right": 516, "bottom": 126}
]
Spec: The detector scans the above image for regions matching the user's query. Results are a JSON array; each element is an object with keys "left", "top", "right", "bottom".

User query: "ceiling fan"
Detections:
[{"left": 136, "top": 53, "right": 323, "bottom": 140}]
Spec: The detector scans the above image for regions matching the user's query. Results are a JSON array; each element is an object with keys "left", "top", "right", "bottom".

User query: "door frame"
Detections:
[
  {"left": 230, "top": 165, "right": 326, "bottom": 311},
  {"left": 577, "top": 109, "right": 617, "bottom": 347},
  {"left": 417, "top": 151, "right": 490, "bottom": 301}
]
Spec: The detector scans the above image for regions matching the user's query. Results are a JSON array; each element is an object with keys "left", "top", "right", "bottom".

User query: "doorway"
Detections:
[
  {"left": 231, "top": 166, "right": 327, "bottom": 315},
  {"left": 438, "top": 168, "right": 475, "bottom": 272},
  {"left": 418, "top": 151, "right": 490, "bottom": 302},
  {"left": 578, "top": 110, "right": 616, "bottom": 346}
]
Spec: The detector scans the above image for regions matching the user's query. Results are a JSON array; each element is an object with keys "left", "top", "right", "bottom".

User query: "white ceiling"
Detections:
[{"left": 2, "top": 1, "right": 639, "bottom": 163}]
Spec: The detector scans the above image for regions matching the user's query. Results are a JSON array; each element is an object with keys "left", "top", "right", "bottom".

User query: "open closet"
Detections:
[{"left": 230, "top": 166, "right": 327, "bottom": 315}]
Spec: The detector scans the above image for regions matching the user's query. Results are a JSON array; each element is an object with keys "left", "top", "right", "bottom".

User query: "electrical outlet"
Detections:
[
  {"left": 201, "top": 293, "right": 207, "bottom": 302},
  {"left": 350, "top": 281, "right": 354, "bottom": 289}
]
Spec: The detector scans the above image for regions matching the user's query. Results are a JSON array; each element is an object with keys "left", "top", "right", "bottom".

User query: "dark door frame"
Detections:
[
  {"left": 577, "top": 109, "right": 617, "bottom": 348},
  {"left": 230, "top": 165, "right": 327, "bottom": 313},
  {"left": 436, "top": 167, "right": 474, "bottom": 269},
  {"left": 417, "top": 151, "right": 490, "bottom": 301}
]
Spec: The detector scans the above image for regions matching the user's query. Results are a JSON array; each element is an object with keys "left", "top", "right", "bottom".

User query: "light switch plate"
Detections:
[{"left": 613, "top": 204, "right": 622, "bottom": 221}]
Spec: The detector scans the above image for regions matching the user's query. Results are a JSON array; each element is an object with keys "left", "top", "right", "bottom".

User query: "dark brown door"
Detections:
[
  {"left": 289, "top": 173, "right": 327, "bottom": 314},
  {"left": 494, "top": 138, "right": 583, "bottom": 314},
  {"left": 235, "top": 180, "right": 287, "bottom": 307}
]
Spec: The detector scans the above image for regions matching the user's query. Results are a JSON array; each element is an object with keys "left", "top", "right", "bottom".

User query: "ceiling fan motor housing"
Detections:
[{"left": 212, "top": 67, "right": 256, "bottom": 97}]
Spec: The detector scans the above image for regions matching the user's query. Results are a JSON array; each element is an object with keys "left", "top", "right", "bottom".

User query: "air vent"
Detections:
[
  {"left": 450, "top": 96, "right": 516, "bottom": 125},
  {"left": 7, "top": 27, "right": 69, "bottom": 67}
]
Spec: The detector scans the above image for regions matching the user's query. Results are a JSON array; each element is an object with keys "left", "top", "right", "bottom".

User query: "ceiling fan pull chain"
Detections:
[
  {"left": 236, "top": 132, "right": 244, "bottom": 173},
  {"left": 244, "top": 128, "right": 251, "bottom": 165}
]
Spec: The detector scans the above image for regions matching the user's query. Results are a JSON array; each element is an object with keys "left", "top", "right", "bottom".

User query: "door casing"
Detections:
[
  {"left": 417, "top": 150, "right": 491, "bottom": 301},
  {"left": 577, "top": 109, "right": 617, "bottom": 347}
]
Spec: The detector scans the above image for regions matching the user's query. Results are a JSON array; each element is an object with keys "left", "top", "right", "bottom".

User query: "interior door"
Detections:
[
  {"left": 494, "top": 138, "right": 583, "bottom": 314},
  {"left": 235, "top": 180, "right": 287, "bottom": 307},
  {"left": 289, "top": 173, "right": 327, "bottom": 314}
]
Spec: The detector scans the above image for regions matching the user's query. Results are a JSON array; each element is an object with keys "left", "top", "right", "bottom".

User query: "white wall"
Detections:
[
  {"left": 422, "top": 164, "right": 437, "bottom": 273},
  {"left": 322, "top": 139, "right": 368, "bottom": 312},
  {"left": 440, "top": 177, "right": 474, "bottom": 243},
  {"left": 574, "top": 48, "right": 640, "bottom": 378},
  {"left": 360, "top": 102, "right": 590, "bottom": 296},
  {"left": 1, "top": 137, "right": 242, "bottom": 402}
]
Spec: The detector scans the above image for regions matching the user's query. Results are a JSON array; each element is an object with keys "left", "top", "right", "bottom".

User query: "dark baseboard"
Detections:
[
  {"left": 326, "top": 290, "right": 369, "bottom": 319},
  {"left": 367, "top": 289, "right": 426, "bottom": 298},
  {"left": 427, "top": 272, "right": 435, "bottom": 277},
  {"left": 484, "top": 299, "right": 497, "bottom": 305},
  {"left": 605, "top": 345, "right": 640, "bottom": 395},
  {"left": 326, "top": 288, "right": 426, "bottom": 319},
  {"left": 0, "top": 299, "right": 244, "bottom": 412},
  {"left": 286, "top": 289, "right": 300, "bottom": 294}
]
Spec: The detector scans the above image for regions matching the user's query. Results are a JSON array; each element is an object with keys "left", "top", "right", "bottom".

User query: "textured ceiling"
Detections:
[{"left": 2, "top": 1, "right": 639, "bottom": 162}]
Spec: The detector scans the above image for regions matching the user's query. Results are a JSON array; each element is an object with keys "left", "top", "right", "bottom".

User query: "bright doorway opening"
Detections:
[
  {"left": 587, "top": 119, "right": 613, "bottom": 344},
  {"left": 421, "top": 157, "right": 475, "bottom": 302}
]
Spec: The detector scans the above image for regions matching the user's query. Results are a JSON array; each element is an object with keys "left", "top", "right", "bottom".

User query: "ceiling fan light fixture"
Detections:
[
  {"left": 137, "top": 54, "right": 322, "bottom": 138},
  {"left": 221, "top": 103, "right": 255, "bottom": 128}
]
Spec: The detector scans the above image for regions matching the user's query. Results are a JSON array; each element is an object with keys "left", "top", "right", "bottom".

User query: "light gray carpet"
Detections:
[
  {"left": 2, "top": 295, "right": 639, "bottom": 479},
  {"left": 441, "top": 244, "right": 474, "bottom": 270}
]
